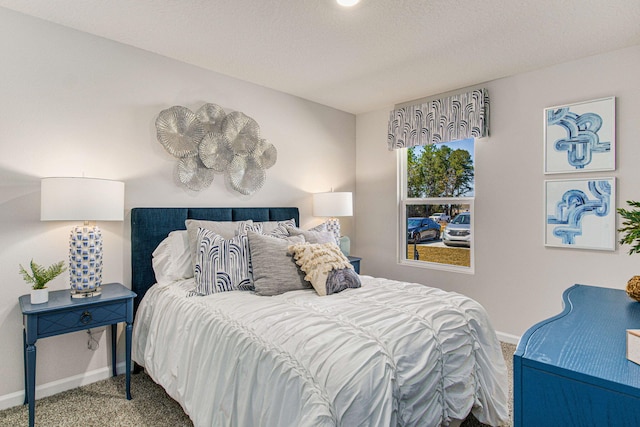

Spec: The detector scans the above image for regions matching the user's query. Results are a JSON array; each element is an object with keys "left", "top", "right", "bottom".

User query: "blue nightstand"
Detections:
[
  {"left": 19, "top": 283, "right": 136, "bottom": 427},
  {"left": 347, "top": 256, "right": 361, "bottom": 274}
]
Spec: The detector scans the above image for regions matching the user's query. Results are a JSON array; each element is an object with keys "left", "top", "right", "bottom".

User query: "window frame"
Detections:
[{"left": 397, "top": 148, "right": 475, "bottom": 274}]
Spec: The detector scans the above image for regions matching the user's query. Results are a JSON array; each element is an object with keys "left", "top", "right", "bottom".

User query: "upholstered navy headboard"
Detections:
[{"left": 131, "top": 207, "right": 300, "bottom": 311}]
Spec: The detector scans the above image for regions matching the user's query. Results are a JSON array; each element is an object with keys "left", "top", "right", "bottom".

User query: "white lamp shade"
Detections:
[
  {"left": 313, "top": 191, "right": 353, "bottom": 217},
  {"left": 41, "top": 177, "right": 125, "bottom": 221}
]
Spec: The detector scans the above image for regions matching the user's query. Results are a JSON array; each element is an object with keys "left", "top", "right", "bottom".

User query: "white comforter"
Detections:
[{"left": 133, "top": 276, "right": 509, "bottom": 427}]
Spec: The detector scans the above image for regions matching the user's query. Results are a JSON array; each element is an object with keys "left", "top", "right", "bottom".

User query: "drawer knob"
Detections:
[{"left": 80, "top": 311, "right": 93, "bottom": 324}]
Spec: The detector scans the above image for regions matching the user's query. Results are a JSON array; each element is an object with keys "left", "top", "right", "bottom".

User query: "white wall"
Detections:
[
  {"left": 0, "top": 8, "right": 355, "bottom": 404},
  {"left": 2, "top": 3, "right": 639, "bottom": 409},
  {"left": 355, "top": 45, "right": 640, "bottom": 339}
]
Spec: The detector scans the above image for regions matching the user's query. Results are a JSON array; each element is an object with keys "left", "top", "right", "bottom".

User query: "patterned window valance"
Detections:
[{"left": 387, "top": 88, "right": 489, "bottom": 150}]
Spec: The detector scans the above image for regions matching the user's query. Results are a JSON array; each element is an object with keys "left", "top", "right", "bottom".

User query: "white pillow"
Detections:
[{"left": 152, "top": 230, "right": 193, "bottom": 284}]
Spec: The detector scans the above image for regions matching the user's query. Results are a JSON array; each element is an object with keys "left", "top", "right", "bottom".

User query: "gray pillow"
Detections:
[
  {"left": 285, "top": 225, "right": 335, "bottom": 244},
  {"left": 309, "top": 220, "right": 341, "bottom": 245},
  {"left": 247, "top": 231, "right": 310, "bottom": 296}
]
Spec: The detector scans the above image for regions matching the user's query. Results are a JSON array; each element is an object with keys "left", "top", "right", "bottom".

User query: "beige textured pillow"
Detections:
[{"left": 288, "top": 242, "right": 361, "bottom": 296}]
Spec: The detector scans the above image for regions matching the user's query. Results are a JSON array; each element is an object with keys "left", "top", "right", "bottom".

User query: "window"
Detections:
[{"left": 399, "top": 138, "right": 475, "bottom": 272}]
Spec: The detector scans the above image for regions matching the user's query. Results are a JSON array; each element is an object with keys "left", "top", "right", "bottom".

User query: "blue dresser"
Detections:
[{"left": 514, "top": 284, "right": 640, "bottom": 426}]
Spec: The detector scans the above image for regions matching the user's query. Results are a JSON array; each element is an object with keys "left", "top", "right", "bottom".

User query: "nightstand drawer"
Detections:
[{"left": 37, "top": 302, "right": 126, "bottom": 336}]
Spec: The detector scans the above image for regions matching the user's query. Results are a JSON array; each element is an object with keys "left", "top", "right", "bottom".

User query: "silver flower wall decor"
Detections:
[{"left": 155, "top": 103, "right": 277, "bottom": 195}]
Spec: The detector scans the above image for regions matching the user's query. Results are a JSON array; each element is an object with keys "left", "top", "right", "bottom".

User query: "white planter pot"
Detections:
[{"left": 30, "top": 288, "right": 49, "bottom": 304}]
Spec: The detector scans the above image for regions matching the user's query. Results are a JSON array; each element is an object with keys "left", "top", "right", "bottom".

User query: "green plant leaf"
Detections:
[
  {"left": 19, "top": 259, "right": 67, "bottom": 289},
  {"left": 618, "top": 200, "right": 640, "bottom": 255}
]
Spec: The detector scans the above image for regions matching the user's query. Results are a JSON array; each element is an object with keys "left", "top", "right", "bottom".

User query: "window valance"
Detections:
[{"left": 387, "top": 88, "right": 489, "bottom": 150}]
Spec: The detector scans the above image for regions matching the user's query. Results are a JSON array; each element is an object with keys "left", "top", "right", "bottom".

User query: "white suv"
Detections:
[{"left": 429, "top": 213, "right": 450, "bottom": 223}]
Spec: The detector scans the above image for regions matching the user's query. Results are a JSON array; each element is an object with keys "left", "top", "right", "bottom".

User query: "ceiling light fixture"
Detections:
[{"left": 337, "top": 0, "right": 360, "bottom": 7}]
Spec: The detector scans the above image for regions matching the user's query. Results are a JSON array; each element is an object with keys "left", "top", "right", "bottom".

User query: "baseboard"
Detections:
[
  {"left": 496, "top": 330, "right": 521, "bottom": 345},
  {"left": 0, "top": 361, "right": 126, "bottom": 411}
]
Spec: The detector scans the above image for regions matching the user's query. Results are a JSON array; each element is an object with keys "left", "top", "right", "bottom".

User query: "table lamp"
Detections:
[
  {"left": 41, "top": 177, "right": 124, "bottom": 298},
  {"left": 313, "top": 191, "right": 353, "bottom": 252}
]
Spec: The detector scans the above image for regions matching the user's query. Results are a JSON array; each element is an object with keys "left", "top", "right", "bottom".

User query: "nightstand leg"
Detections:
[
  {"left": 25, "top": 343, "right": 36, "bottom": 427},
  {"left": 125, "top": 322, "right": 132, "bottom": 400},
  {"left": 111, "top": 324, "right": 117, "bottom": 377},
  {"left": 23, "top": 330, "right": 28, "bottom": 405}
]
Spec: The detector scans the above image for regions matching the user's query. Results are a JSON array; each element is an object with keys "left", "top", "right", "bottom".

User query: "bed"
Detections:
[{"left": 131, "top": 207, "right": 509, "bottom": 427}]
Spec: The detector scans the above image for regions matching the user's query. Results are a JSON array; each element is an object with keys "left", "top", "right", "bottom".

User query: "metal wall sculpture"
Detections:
[{"left": 155, "top": 103, "right": 277, "bottom": 195}]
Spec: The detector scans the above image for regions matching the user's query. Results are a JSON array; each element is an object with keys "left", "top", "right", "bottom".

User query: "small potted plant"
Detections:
[
  {"left": 618, "top": 200, "right": 640, "bottom": 301},
  {"left": 19, "top": 260, "right": 67, "bottom": 304}
]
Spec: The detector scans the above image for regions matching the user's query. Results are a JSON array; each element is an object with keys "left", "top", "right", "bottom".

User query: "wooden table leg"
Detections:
[
  {"left": 111, "top": 324, "right": 117, "bottom": 377},
  {"left": 23, "top": 330, "right": 28, "bottom": 405},
  {"left": 25, "top": 342, "right": 36, "bottom": 427},
  {"left": 125, "top": 322, "right": 132, "bottom": 400}
]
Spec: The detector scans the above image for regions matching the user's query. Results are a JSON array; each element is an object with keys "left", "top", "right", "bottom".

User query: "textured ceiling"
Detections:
[{"left": 1, "top": 0, "right": 639, "bottom": 114}]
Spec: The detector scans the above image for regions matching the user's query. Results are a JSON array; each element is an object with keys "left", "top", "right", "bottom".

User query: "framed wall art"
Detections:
[
  {"left": 545, "top": 177, "right": 616, "bottom": 251},
  {"left": 544, "top": 97, "right": 615, "bottom": 174}
]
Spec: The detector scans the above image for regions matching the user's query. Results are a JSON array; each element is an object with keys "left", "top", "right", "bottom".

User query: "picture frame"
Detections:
[
  {"left": 544, "top": 97, "right": 615, "bottom": 174},
  {"left": 544, "top": 177, "right": 615, "bottom": 251}
]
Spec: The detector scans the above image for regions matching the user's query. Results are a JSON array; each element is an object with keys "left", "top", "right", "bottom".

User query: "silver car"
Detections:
[
  {"left": 443, "top": 212, "right": 471, "bottom": 247},
  {"left": 429, "top": 212, "right": 450, "bottom": 223}
]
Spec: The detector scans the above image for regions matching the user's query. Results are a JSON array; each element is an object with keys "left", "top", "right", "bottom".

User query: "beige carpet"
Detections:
[
  {"left": 0, "top": 372, "right": 192, "bottom": 427},
  {"left": 0, "top": 342, "right": 515, "bottom": 427}
]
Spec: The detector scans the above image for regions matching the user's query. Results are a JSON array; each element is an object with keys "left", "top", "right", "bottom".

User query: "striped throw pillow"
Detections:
[{"left": 188, "top": 227, "right": 253, "bottom": 296}]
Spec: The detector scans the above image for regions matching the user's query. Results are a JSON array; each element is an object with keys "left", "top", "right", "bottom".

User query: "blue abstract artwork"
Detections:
[
  {"left": 544, "top": 97, "right": 615, "bottom": 174},
  {"left": 545, "top": 178, "right": 615, "bottom": 250}
]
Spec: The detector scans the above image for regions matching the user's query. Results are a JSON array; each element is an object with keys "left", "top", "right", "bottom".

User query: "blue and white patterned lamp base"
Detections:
[
  {"left": 325, "top": 218, "right": 341, "bottom": 245},
  {"left": 69, "top": 224, "right": 103, "bottom": 298}
]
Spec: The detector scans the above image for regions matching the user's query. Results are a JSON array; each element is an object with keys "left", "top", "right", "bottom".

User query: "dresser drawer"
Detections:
[{"left": 37, "top": 302, "right": 126, "bottom": 336}]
